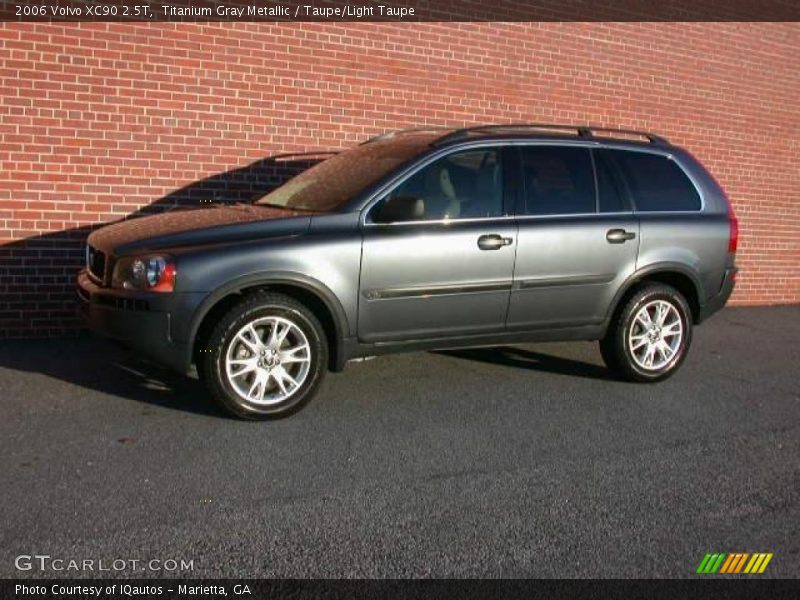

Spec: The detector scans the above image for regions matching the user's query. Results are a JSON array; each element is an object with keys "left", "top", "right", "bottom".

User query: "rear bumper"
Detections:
[
  {"left": 697, "top": 267, "right": 737, "bottom": 323},
  {"left": 77, "top": 269, "right": 191, "bottom": 373}
]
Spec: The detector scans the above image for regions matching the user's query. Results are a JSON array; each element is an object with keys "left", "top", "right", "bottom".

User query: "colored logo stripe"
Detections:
[
  {"left": 744, "top": 553, "right": 773, "bottom": 574},
  {"left": 697, "top": 553, "right": 726, "bottom": 574},
  {"left": 697, "top": 552, "right": 773, "bottom": 574},
  {"left": 720, "top": 553, "right": 748, "bottom": 573},
  {"left": 719, "top": 554, "right": 736, "bottom": 573}
]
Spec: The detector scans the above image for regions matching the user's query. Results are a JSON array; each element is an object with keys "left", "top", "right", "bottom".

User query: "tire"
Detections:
[
  {"left": 599, "top": 283, "right": 693, "bottom": 382},
  {"left": 200, "top": 292, "right": 328, "bottom": 420}
]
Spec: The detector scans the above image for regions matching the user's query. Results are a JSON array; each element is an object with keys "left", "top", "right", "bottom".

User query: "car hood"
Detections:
[{"left": 87, "top": 204, "right": 315, "bottom": 255}]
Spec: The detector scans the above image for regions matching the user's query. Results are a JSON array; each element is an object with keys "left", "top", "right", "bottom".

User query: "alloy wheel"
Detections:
[
  {"left": 224, "top": 316, "right": 312, "bottom": 405},
  {"left": 627, "top": 299, "right": 683, "bottom": 371}
]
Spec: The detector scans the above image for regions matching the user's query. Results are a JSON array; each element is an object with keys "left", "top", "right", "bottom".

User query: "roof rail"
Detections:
[
  {"left": 432, "top": 123, "right": 669, "bottom": 146},
  {"left": 360, "top": 126, "right": 454, "bottom": 145}
]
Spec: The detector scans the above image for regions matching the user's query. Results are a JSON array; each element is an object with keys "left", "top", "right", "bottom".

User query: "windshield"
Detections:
[{"left": 254, "top": 136, "right": 435, "bottom": 211}]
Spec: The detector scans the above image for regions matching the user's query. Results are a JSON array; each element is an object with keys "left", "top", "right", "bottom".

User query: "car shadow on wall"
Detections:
[
  {"left": 0, "top": 152, "right": 333, "bottom": 415},
  {"left": 0, "top": 152, "right": 334, "bottom": 336}
]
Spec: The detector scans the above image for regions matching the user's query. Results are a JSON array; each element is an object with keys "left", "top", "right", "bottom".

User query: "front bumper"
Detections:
[
  {"left": 697, "top": 267, "right": 737, "bottom": 323},
  {"left": 77, "top": 269, "right": 191, "bottom": 372}
]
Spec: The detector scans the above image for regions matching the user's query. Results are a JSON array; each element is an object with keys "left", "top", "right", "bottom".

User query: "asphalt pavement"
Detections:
[{"left": 0, "top": 306, "right": 798, "bottom": 578}]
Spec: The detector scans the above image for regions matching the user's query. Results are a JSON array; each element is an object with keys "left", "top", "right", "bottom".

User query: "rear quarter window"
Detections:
[{"left": 602, "top": 149, "right": 702, "bottom": 212}]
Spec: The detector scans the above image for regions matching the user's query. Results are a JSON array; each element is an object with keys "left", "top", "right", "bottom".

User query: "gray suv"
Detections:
[{"left": 77, "top": 124, "right": 738, "bottom": 419}]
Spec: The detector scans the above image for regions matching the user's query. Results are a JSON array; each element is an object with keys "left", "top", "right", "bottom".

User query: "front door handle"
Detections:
[
  {"left": 606, "top": 229, "right": 636, "bottom": 244},
  {"left": 478, "top": 234, "right": 513, "bottom": 250}
]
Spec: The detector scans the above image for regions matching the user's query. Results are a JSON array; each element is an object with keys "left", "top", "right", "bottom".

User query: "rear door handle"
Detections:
[
  {"left": 606, "top": 229, "right": 636, "bottom": 244},
  {"left": 478, "top": 234, "right": 513, "bottom": 250}
]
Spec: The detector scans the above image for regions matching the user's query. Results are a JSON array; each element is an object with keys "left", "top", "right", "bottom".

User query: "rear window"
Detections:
[{"left": 601, "top": 150, "right": 701, "bottom": 212}]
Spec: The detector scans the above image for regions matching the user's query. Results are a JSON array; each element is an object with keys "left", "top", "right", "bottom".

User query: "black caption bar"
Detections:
[
  {"left": 1, "top": 0, "right": 799, "bottom": 21},
  {"left": 4, "top": 579, "right": 800, "bottom": 600}
]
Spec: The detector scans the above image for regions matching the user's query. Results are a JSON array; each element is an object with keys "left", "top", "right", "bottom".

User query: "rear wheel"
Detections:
[
  {"left": 600, "top": 283, "right": 692, "bottom": 382},
  {"left": 200, "top": 292, "right": 328, "bottom": 419}
]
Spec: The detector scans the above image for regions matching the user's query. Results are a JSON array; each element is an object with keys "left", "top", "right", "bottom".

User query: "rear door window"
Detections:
[
  {"left": 519, "top": 146, "right": 596, "bottom": 216},
  {"left": 601, "top": 150, "right": 701, "bottom": 212}
]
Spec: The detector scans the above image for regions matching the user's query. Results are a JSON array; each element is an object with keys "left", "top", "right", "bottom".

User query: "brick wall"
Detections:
[{"left": 1, "top": 22, "right": 798, "bottom": 336}]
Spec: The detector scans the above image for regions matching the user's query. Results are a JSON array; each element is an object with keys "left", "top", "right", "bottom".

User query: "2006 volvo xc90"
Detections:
[{"left": 78, "top": 124, "right": 738, "bottom": 419}]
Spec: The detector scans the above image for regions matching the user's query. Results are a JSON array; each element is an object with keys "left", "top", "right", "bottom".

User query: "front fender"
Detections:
[{"left": 173, "top": 272, "right": 352, "bottom": 373}]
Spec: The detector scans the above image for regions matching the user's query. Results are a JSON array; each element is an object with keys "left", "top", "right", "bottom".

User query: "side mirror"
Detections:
[{"left": 372, "top": 196, "right": 425, "bottom": 224}]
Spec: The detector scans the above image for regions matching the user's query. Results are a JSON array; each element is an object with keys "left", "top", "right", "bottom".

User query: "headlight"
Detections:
[{"left": 112, "top": 255, "right": 176, "bottom": 292}]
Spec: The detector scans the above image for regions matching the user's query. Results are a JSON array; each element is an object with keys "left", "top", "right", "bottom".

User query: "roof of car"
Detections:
[{"left": 361, "top": 124, "right": 671, "bottom": 150}]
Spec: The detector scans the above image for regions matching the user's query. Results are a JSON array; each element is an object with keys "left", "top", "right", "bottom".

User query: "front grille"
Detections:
[
  {"left": 87, "top": 244, "right": 107, "bottom": 284},
  {"left": 95, "top": 295, "right": 150, "bottom": 311}
]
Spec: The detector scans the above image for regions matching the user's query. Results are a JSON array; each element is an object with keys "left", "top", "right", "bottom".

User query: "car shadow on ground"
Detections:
[
  {"left": 436, "top": 345, "right": 615, "bottom": 380},
  {"left": 0, "top": 335, "right": 227, "bottom": 417},
  {"left": 0, "top": 337, "right": 618, "bottom": 418}
]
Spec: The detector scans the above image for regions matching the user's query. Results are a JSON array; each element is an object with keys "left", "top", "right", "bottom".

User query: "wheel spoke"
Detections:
[
  {"left": 662, "top": 321, "right": 682, "bottom": 337},
  {"left": 280, "top": 344, "right": 310, "bottom": 364},
  {"left": 230, "top": 359, "right": 257, "bottom": 377},
  {"left": 277, "top": 324, "right": 291, "bottom": 346},
  {"left": 630, "top": 335, "right": 648, "bottom": 351},
  {"left": 248, "top": 371, "right": 267, "bottom": 401},
  {"left": 654, "top": 303, "right": 664, "bottom": 326},
  {"left": 660, "top": 302, "right": 674, "bottom": 326},
  {"left": 270, "top": 367, "right": 289, "bottom": 395},
  {"left": 250, "top": 323, "right": 266, "bottom": 343},
  {"left": 237, "top": 324, "right": 262, "bottom": 353},
  {"left": 645, "top": 344, "right": 657, "bottom": 367},
  {"left": 279, "top": 366, "right": 299, "bottom": 388},
  {"left": 267, "top": 322, "right": 280, "bottom": 347},
  {"left": 268, "top": 321, "right": 291, "bottom": 348},
  {"left": 229, "top": 358, "right": 254, "bottom": 365}
]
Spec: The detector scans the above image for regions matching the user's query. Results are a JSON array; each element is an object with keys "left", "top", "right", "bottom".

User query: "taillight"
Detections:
[
  {"left": 719, "top": 187, "right": 739, "bottom": 254},
  {"left": 728, "top": 211, "right": 739, "bottom": 254}
]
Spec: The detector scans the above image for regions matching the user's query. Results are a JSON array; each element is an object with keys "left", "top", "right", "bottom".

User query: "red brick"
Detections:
[{"left": 0, "top": 21, "right": 798, "bottom": 336}]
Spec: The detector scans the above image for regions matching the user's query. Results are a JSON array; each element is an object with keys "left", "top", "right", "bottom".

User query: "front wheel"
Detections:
[
  {"left": 200, "top": 292, "right": 328, "bottom": 419},
  {"left": 600, "top": 283, "right": 692, "bottom": 382}
]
